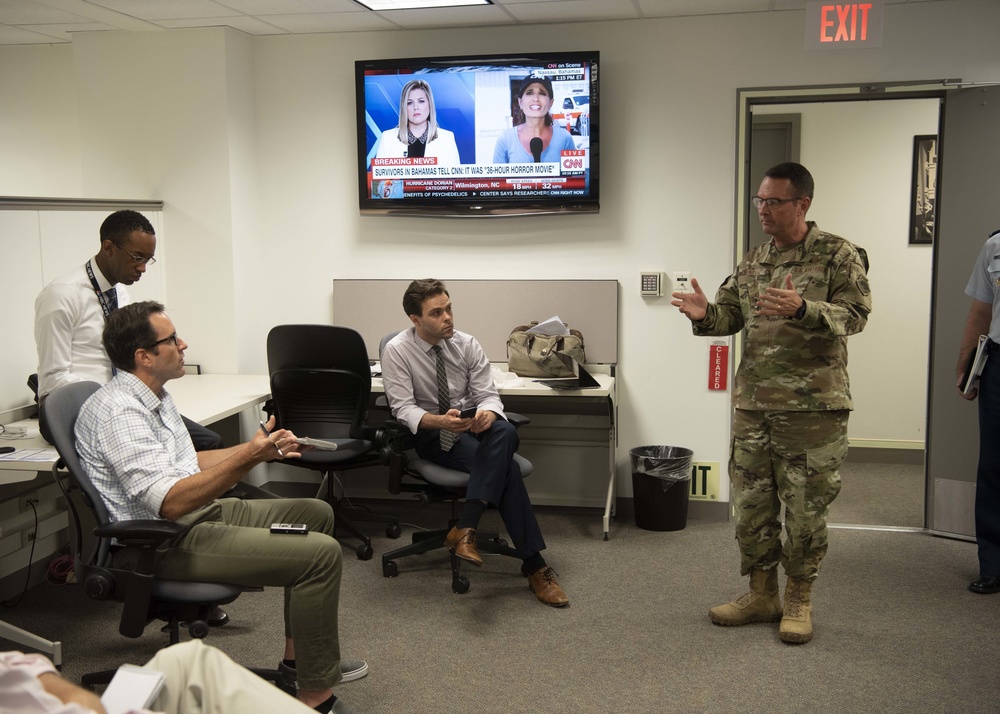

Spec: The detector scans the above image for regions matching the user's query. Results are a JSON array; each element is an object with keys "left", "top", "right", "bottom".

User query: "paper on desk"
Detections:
[
  {"left": 0, "top": 448, "right": 57, "bottom": 462},
  {"left": 492, "top": 367, "right": 525, "bottom": 389},
  {"left": 527, "top": 316, "right": 570, "bottom": 336}
]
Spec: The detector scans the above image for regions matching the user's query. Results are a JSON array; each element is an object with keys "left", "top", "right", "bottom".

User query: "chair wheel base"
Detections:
[
  {"left": 452, "top": 576, "right": 470, "bottom": 594},
  {"left": 383, "top": 560, "right": 399, "bottom": 577},
  {"left": 386, "top": 523, "right": 402, "bottom": 539},
  {"left": 356, "top": 543, "right": 374, "bottom": 560}
]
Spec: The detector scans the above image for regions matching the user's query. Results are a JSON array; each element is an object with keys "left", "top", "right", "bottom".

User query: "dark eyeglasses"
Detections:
[
  {"left": 751, "top": 196, "right": 802, "bottom": 209},
  {"left": 113, "top": 242, "right": 157, "bottom": 266},
  {"left": 147, "top": 333, "right": 178, "bottom": 349}
]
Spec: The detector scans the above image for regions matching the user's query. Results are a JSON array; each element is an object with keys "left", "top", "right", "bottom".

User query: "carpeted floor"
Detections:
[{"left": 1, "top": 496, "right": 997, "bottom": 714}]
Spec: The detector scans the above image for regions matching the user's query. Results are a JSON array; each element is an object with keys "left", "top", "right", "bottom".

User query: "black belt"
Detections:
[{"left": 987, "top": 338, "right": 998, "bottom": 355}]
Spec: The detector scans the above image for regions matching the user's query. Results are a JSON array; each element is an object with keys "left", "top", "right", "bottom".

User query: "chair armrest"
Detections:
[
  {"left": 506, "top": 412, "right": 531, "bottom": 429},
  {"left": 95, "top": 519, "right": 186, "bottom": 548}
]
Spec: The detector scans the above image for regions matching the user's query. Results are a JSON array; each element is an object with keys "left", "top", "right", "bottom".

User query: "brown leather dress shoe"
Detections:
[
  {"left": 528, "top": 566, "right": 569, "bottom": 607},
  {"left": 444, "top": 526, "right": 482, "bottom": 567}
]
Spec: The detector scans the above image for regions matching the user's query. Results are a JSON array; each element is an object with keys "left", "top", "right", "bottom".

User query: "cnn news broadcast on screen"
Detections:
[{"left": 358, "top": 53, "right": 596, "bottom": 208}]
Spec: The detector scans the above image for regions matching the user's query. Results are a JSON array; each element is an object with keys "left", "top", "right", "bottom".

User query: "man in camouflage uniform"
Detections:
[{"left": 671, "top": 162, "right": 871, "bottom": 643}]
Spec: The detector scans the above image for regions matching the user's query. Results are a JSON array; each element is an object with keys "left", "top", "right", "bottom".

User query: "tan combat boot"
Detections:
[
  {"left": 779, "top": 576, "right": 813, "bottom": 643},
  {"left": 709, "top": 569, "right": 783, "bottom": 626}
]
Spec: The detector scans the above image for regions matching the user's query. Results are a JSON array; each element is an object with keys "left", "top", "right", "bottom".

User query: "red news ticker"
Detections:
[
  {"left": 708, "top": 343, "right": 728, "bottom": 391},
  {"left": 401, "top": 177, "right": 587, "bottom": 192}
]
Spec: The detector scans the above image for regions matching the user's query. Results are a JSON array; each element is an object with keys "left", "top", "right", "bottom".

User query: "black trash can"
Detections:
[{"left": 630, "top": 445, "right": 693, "bottom": 531}]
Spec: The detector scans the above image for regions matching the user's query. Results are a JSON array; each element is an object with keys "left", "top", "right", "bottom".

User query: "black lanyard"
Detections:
[{"left": 85, "top": 260, "right": 115, "bottom": 321}]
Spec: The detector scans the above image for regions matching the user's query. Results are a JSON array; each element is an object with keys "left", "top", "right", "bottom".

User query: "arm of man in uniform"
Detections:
[
  {"left": 672, "top": 275, "right": 746, "bottom": 336},
  {"left": 776, "top": 248, "right": 871, "bottom": 336},
  {"left": 956, "top": 298, "right": 992, "bottom": 401}
]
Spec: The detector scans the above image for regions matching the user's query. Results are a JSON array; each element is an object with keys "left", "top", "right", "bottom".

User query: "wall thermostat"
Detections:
[{"left": 640, "top": 272, "right": 663, "bottom": 296}]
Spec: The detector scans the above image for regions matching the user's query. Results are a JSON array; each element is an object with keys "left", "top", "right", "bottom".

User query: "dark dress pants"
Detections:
[
  {"left": 415, "top": 418, "right": 546, "bottom": 560},
  {"left": 976, "top": 348, "right": 1000, "bottom": 577}
]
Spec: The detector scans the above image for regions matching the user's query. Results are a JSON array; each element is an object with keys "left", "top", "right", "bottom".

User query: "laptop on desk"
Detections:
[{"left": 533, "top": 352, "right": 601, "bottom": 390}]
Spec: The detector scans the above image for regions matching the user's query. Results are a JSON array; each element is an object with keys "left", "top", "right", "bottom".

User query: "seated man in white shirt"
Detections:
[{"left": 73, "top": 301, "right": 362, "bottom": 714}]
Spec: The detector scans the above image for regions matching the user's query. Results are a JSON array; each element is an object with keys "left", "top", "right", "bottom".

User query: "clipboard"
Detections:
[{"left": 961, "top": 335, "right": 990, "bottom": 396}]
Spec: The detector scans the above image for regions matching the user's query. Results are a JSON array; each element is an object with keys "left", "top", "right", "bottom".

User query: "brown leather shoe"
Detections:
[
  {"left": 444, "top": 526, "right": 482, "bottom": 567},
  {"left": 527, "top": 566, "right": 569, "bottom": 607}
]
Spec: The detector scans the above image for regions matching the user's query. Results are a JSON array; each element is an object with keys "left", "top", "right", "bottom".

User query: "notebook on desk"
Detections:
[{"left": 533, "top": 352, "right": 601, "bottom": 390}]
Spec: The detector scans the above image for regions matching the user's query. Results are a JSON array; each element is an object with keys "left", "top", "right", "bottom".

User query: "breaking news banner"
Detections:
[{"left": 368, "top": 152, "right": 589, "bottom": 199}]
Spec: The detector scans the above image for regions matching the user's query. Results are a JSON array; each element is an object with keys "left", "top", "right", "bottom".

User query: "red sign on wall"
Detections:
[
  {"left": 708, "top": 342, "right": 729, "bottom": 391},
  {"left": 805, "top": 0, "right": 884, "bottom": 50}
]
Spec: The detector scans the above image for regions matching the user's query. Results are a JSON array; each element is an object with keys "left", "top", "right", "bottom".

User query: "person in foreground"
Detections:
[
  {"left": 671, "top": 163, "right": 872, "bottom": 643},
  {"left": 74, "top": 301, "right": 363, "bottom": 713},
  {"left": 374, "top": 79, "right": 460, "bottom": 165},
  {"left": 0, "top": 641, "right": 330, "bottom": 714},
  {"left": 956, "top": 227, "right": 1000, "bottom": 595},
  {"left": 492, "top": 75, "right": 576, "bottom": 164},
  {"left": 380, "top": 279, "right": 568, "bottom": 607}
]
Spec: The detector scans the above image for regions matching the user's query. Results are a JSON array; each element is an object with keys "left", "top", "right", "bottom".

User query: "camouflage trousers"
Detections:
[{"left": 730, "top": 408, "right": 849, "bottom": 581}]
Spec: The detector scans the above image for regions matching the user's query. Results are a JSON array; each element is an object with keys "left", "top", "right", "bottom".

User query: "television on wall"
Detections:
[{"left": 355, "top": 50, "right": 599, "bottom": 217}]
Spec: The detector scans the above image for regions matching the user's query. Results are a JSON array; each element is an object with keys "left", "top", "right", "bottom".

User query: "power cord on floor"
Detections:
[
  {"left": 1, "top": 501, "right": 38, "bottom": 608},
  {"left": 46, "top": 554, "right": 75, "bottom": 585}
]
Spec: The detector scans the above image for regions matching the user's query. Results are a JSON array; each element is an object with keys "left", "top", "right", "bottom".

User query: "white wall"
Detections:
[
  {"left": 755, "top": 99, "right": 939, "bottom": 445},
  {"left": 1, "top": 0, "right": 998, "bottom": 505}
]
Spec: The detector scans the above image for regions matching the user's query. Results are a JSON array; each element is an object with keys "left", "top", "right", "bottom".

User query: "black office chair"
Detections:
[
  {"left": 266, "top": 324, "right": 400, "bottom": 561},
  {"left": 377, "top": 331, "right": 532, "bottom": 594},
  {"left": 43, "top": 382, "right": 286, "bottom": 690}
]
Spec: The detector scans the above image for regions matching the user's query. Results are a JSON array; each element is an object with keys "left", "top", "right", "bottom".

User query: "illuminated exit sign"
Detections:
[{"left": 805, "top": 0, "right": 884, "bottom": 50}]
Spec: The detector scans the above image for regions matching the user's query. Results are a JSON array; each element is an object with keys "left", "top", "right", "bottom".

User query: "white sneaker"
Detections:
[{"left": 278, "top": 659, "right": 369, "bottom": 683}]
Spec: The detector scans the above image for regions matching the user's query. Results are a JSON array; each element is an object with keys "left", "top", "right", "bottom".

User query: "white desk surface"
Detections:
[
  {"left": 166, "top": 373, "right": 270, "bottom": 425},
  {"left": 0, "top": 375, "right": 271, "bottom": 480},
  {"left": 372, "top": 367, "right": 615, "bottom": 400}
]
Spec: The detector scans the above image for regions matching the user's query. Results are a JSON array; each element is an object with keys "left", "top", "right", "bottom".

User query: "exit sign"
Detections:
[
  {"left": 805, "top": 0, "right": 884, "bottom": 50},
  {"left": 690, "top": 461, "right": 721, "bottom": 502}
]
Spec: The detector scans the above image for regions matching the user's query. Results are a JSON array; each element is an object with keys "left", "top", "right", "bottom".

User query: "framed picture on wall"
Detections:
[{"left": 909, "top": 134, "right": 937, "bottom": 245}]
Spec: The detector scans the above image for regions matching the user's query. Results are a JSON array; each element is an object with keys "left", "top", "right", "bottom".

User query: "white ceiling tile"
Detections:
[
  {"left": 214, "top": 0, "right": 361, "bottom": 14},
  {"left": 0, "top": 0, "right": 91, "bottom": 24},
  {"left": 379, "top": 5, "right": 515, "bottom": 27},
  {"left": 85, "top": 0, "right": 240, "bottom": 21},
  {"left": 505, "top": 0, "right": 640, "bottom": 23},
  {"left": 638, "top": 0, "right": 770, "bottom": 17},
  {"left": 262, "top": 11, "right": 398, "bottom": 31},
  {"left": 153, "top": 15, "right": 288, "bottom": 34}
]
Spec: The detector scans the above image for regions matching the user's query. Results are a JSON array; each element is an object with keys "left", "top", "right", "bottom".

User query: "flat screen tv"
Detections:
[{"left": 355, "top": 51, "right": 599, "bottom": 217}]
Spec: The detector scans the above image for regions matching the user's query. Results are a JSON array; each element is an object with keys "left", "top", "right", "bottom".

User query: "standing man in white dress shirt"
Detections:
[{"left": 34, "top": 210, "right": 222, "bottom": 452}]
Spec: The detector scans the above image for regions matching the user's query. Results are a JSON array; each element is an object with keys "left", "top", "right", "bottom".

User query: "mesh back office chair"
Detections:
[
  {"left": 44, "top": 382, "right": 285, "bottom": 689},
  {"left": 378, "top": 331, "right": 532, "bottom": 594},
  {"left": 266, "top": 324, "right": 400, "bottom": 561}
]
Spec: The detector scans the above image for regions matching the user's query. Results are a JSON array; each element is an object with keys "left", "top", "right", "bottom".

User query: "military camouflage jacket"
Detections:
[{"left": 692, "top": 222, "right": 871, "bottom": 411}]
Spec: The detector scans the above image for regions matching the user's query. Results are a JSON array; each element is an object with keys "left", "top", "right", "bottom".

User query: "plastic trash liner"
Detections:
[{"left": 629, "top": 445, "right": 694, "bottom": 531}]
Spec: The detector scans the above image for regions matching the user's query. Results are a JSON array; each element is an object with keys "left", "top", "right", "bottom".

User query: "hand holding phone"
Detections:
[{"left": 459, "top": 407, "right": 477, "bottom": 419}]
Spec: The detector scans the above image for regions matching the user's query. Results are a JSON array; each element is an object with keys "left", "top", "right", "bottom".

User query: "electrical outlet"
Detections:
[
  {"left": 21, "top": 528, "right": 36, "bottom": 549},
  {"left": 19, "top": 491, "right": 38, "bottom": 513}
]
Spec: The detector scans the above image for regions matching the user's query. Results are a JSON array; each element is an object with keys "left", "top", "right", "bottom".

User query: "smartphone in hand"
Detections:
[{"left": 459, "top": 407, "right": 477, "bottom": 419}]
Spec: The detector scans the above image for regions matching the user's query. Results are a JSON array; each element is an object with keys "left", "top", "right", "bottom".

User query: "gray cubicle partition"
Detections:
[
  {"left": 332, "top": 279, "right": 618, "bottom": 364},
  {"left": 332, "top": 279, "right": 620, "bottom": 514}
]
